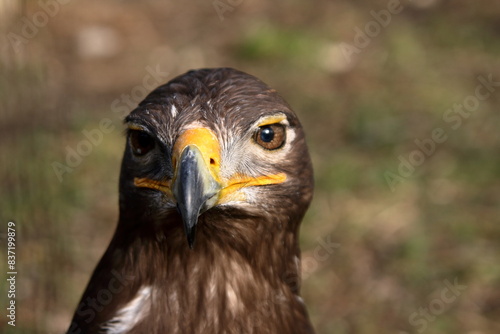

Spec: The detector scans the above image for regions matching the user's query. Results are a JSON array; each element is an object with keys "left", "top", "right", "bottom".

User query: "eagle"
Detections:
[{"left": 66, "top": 68, "right": 315, "bottom": 334}]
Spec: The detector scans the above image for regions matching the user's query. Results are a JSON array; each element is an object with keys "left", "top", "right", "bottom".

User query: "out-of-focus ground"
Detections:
[{"left": 1, "top": 0, "right": 500, "bottom": 333}]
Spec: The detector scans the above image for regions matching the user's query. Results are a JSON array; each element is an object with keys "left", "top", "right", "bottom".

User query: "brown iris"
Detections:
[
  {"left": 254, "top": 124, "right": 286, "bottom": 150},
  {"left": 129, "top": 130, "right": 155, "bottom": 156}
]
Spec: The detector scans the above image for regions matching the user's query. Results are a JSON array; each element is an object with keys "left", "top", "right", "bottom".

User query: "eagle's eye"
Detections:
[
  {"left": 129, "top": 130, "right": 155, "bottom": 156},
  {"left": 254, "top": 124, "right": 286, "bottom": 150}
]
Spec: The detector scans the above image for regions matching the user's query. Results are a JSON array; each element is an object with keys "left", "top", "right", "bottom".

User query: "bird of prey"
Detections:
[{"left": 67, "top": 68, "right": 315, "bottom": 334}]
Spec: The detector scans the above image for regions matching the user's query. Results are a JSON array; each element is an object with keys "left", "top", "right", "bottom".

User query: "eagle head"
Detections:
[{"left": 119, "top": 68, "right": 314, "bottom": 250}]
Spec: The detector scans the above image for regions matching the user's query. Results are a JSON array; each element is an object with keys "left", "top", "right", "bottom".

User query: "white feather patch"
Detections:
[
  {"left": 103, "top": 286, "right": 152, "bottom": 334},
  {"left": 170, "top": 105, "right": 178, "bottom": 118}
]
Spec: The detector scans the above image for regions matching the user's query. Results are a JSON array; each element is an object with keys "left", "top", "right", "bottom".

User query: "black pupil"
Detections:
[
  {"left": 133, "top": 131, "right": 154, "bottom": 154},
  {"left": 260, "top": 126, "right": 275, "bottom": 143},
  {"left": 137, "top": 132, "right": 151, "bottom": 147}
]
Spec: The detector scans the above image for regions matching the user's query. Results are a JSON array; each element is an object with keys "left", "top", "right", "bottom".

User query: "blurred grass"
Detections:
[{"left": 1, "top": 0, "right": 500, "bottom": 333}]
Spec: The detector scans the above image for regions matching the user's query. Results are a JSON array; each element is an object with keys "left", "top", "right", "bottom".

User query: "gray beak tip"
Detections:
[
  {"left": 185, "top": 223, "right": 196, "bottom": 250},
  {"left": 172, "top": 145, "right": 220, "bottom": 249}
]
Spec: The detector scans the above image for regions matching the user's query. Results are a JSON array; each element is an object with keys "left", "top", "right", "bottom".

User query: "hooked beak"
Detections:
[
  {"left": 172, "top": 128, "right": 222, "bottom": 249},
  {"left": 172, "top": 144, "right": 221, "bottom": 248},
  {"left": 133, "top": 127, "right": 286, "bottom": 249}
]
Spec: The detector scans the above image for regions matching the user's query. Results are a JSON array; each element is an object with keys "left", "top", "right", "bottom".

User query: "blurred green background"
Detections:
[{"left": 1, "top": 0, "right": 499, "bottom": 333}]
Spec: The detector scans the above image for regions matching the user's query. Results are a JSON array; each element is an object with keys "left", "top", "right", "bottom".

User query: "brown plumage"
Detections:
[{"left": 67, "top": 68, "right": 315, "bottom": 334}]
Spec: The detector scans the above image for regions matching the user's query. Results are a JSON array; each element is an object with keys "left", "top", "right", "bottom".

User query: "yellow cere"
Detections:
[{"left": 172, "top": 127, "right": 221, "bottom": 182}]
